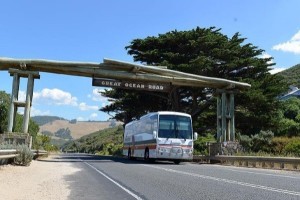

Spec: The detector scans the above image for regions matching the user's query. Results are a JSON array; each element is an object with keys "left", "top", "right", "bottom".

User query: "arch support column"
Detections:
[
  {"left": 216, "top": 89, "right": 237, "bottom": 142},
  {"left": 7, "top": 68, "right": 40, "bottom": 133}
]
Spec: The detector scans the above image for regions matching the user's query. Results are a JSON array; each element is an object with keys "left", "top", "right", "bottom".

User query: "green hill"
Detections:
[
  {"left": 278, "top": 63, "right": 300, "bottom": 88},
  {"left": 62, "top": 125, "right": 124, "bottom": 155},
  {"left": 31, "top": 116, "right": 66, "bottom": 126}
]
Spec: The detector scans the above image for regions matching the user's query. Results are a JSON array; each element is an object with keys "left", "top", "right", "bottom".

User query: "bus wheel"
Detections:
[
  {"left": 128, "top": 149, "right": 132, "bottom": 160},
  {"left": 174, "top": 160, "right": 181, "bottom": 165},
  {"left": 144, "top": 149, "right": 150, "bottom": 161}
]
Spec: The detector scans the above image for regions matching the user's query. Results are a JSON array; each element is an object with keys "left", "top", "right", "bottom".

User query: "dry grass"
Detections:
[{"left": 39, "top": 120, "right": 123, "bottom": 139}]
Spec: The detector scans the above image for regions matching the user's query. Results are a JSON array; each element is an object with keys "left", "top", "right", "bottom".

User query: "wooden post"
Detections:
[
  {"left": 8, "top": 73, "right": 20, "bottom": 132},
  {"left": 217, "top": 96, "right": 221, "bottom": 142},
  {"left": 22, "top": 74, "right": 34, "bottom": 133},
  {"left": 216, "top": 90, "right": 237, "bottom": 143},
  {"left": 230, "top": 93, "right": 235, "bottom": 141},
  {"left": 221, "top": 93, "right": 227, "bottom": 142},
  {"left": 7, "top": 69, "right": 39, "bottom": 134}
]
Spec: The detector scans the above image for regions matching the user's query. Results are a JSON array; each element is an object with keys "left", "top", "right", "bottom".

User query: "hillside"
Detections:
[
  {"left": 39, "top": 119, "right": 122, "bottom": 139},
  {"left": 31, "top": 116, "right": 66, "bottom": 126},
  {"left": 62, "top": 125, "right": 124, "bottom": 155},
  {"left": 279, "top": 63, "right": 300, "bottom": 87}
]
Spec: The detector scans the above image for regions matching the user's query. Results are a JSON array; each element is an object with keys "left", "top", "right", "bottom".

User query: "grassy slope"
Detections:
[
  {"left": 278, "top": 63, "right": 300, "bottom": 88},
  {"left": 62, "top": 125, "right": 124, "bottom": 154},
  {"left": 39, "top": 120, "right": 122, "bottom": 139}
]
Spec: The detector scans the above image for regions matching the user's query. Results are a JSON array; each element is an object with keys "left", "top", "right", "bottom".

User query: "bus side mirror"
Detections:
[
  {"left": 194, "top": 132, "right": 198, "bottom": 141},
  {"left": 153, "top": 131, "right": 157, "bottom": 139}
]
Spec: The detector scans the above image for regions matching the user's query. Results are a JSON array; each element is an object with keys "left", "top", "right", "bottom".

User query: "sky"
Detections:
[{"left": 0, "top": 0, "right": 299, "bottom": 121}]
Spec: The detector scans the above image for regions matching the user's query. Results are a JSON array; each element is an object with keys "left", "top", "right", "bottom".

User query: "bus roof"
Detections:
[
  {"left": 125, "top": 111, "right": 191, "bottom": 127},
  {"left": 141, "top": 111, "right": 191, "bottom": 119}
]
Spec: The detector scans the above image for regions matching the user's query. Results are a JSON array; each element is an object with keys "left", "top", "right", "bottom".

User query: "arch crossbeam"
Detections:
[
  {"left": 0, "top": 57, "right": 250, "bottom": 90},
  {"left": 0, "top": 57, "right": 251, "bottom": 142}
]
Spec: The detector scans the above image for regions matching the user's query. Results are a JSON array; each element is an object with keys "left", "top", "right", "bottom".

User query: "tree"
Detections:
[
  {"left": 0, "top": 91, "right": 39, "bottom": 139},
  {"left": 100, "top": 27, "right": 287, "bottom": 135},
  {"left": 0, "top": 91, "right": 10, "bottom": 133}
]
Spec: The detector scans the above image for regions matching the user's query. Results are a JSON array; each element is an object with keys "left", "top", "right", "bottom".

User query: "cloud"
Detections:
[
  {"left": 77, "top": 117, "right": 85, "bottom": 121},
  {"left": 259, "top": 52, "right": 274, "bottom": 64},
  {"left": 30, "top": 107, "right": 51, "bottom": 116},
  {"left": 89, "top": 88, "right": 109, "bottom": 102},
  {"left": 18, "top": 91, "right": 26, "bottom": 102},
  {"left": 269, "top": 67, "right": 287, "bottom": 74},
  {"left": 272, "top": 30, "right": 300, "bottom": 54},
  {"left": 90, "top": 113, "right": 98, "bottom": 118},
  {"left": 78, "top": 102, "right": 99, "bottom": 111},
  {"left": 33, "top": 88, "right": 78, "bottom": 106}
]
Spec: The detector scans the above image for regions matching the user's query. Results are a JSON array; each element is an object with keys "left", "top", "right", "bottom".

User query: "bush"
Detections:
[
  {"left": 193, "top": 133, "right": 216, "bottom": 155},
  {"left": 271, "top": 137, "right": 291, "bottom": 155},
  {"left": 14, "top": 145, "right": 33, "bottom": 166},
  {"left": 251, "top": 130, "right": 274, "bottom": 153},
  {"left": 283, "top": 139, "right": 300, "bottom": 156},
  {"left": 239, "top": 135, "right": 252, "bottom": 152}
]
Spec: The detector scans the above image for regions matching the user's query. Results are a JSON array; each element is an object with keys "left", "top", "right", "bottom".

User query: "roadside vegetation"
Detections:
[{"left": 62, "top": 125, "right": 123, "bottom": 156}]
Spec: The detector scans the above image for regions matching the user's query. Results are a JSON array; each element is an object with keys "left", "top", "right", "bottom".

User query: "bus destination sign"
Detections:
[{"left": 92, "top": 78, "right": 171, "bottom": 92}]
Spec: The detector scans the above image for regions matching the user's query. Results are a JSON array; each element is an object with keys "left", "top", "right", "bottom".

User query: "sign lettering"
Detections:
[{"left": 92, "top": 78, "right": 171, "bottom": 92}]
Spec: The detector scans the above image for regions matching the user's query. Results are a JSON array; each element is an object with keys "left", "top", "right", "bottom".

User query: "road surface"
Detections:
[{"left": 55, "top": 153, "right": 300, "bottom": 200}]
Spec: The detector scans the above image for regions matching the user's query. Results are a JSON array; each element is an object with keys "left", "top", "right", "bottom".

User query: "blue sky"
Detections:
[{"left": 0, "top": 0, "right": 299, "bottom": 121}]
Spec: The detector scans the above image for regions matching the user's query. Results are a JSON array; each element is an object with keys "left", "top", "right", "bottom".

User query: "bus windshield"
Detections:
[{"left": 158, "top": 115, "right": 192, "bottom": 139}]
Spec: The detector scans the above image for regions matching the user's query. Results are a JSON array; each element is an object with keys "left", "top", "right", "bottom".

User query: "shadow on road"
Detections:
[{"left": 38, "top": 153, "right": 188, "bottom": 165}]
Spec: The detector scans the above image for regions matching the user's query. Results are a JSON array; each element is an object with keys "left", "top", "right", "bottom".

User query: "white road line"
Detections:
[
  {"left": 84, "top": 161, "right": 143, "bottom": 200},
  {"left": 143, "top": 164, "right": 300, "bottom": 196},
  {"left": 220, "top": 168, "right": 300, "bottom": 179},
  {"left": 188, "top": 163, "right": 300, "bottom": 179}
]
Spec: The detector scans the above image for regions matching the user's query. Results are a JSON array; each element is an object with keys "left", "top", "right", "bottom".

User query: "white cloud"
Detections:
[
  {"left": 90, "top": 113, "right": 98, "bottom": 118},
  {"left": 78, "top": 102, "right": 99, "bottom": 111},
  {"left": 33, "top": 88, "right": 78, "bottom": 106},
  {"left": 269, "top": 67, "right": 286, "bottom": 74},
  {"left": 259, "top": 52, "right": 274, "bottom": 64},
  {"left": 18, "top": 91, "right": 26, "bottom": 102},
  {"left": 272, "top": 30, "right": 300, "bottom": 54},
  {"left": 77, "top": 117, "right": 85, "bottom": 121},
  {"left": 30, "top": 107, "right": 51, "bottom": 116},
  {"left": 89, "top": 88, "right": 109, "bottom": 102}
]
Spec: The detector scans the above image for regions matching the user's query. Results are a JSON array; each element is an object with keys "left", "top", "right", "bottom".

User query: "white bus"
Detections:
[{"left": 123, "top": 111, "right": 198, "bottom": 164}]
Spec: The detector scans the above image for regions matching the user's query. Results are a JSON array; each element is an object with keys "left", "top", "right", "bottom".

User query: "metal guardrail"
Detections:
[
  {"left": 193, "top": 155, "right": 300, "bottom": 170},
  {"left": 32, "top": 149, "right": 48, "bottom": 159},
  {"left": 0, "top": 149, "right": 17, "bottom": 158},
  {"left": 0, "top": 149, "right": 48, "bottom": 165}
]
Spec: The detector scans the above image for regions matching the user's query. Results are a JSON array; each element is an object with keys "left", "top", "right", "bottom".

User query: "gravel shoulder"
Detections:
[{"left": 0, "top": 154, "right": 81, "bottom": 200}]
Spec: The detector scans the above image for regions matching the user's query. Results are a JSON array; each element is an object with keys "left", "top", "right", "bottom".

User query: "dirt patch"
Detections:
[{"left": 0, "top": 154, "right": 81, "bottom": 200}]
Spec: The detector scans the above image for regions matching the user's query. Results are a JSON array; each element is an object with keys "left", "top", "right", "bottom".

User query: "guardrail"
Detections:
[
  {"left": 0, "top": 149, "right": 18, "bottom": 165},
  {"left": 0, "top": 149, "right": 48, "bottom": 165},
  {"left": 193, "top": 155, "right": 300, "bottom": 171},
  {"left": 32, "top": 149, "right": 48, "bottom": 159}
]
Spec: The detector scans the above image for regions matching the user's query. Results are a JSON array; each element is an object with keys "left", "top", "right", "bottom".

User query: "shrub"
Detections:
[
  {"left": 271, "top": 137, "right": 291, "bottom": 155},
  {"left": 239, "top": 135, "right": 252, "bottom": 152},
  {"left": 14, "top": 145, "right": 33, "bottom": 166},
  {"left": 283, "top": 138, "right": 300, "bottom": 156},
  {"left": 193, "top": 133, "right": 215, "bottom": 155},
  {"left": 249, "top": 130, "right": 274, "bottom": 153}
]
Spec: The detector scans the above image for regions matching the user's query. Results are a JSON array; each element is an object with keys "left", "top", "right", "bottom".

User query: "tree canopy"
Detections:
[{"left": 100, "top": 27, "right": 287, "bottom": 136}]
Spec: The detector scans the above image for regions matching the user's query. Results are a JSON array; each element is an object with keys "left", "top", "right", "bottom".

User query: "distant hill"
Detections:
[
  {"left": 31, "top": 116, "right": 66, "bottom": 126},
  {"left": 278, "top": 63, "right": 300, "bottom": 88},
  {"left": 62, "top": 125, "right": 124, "bottom": 155},
  {"left": 39, "top": 119, "right": 122, "bottom": 140}
]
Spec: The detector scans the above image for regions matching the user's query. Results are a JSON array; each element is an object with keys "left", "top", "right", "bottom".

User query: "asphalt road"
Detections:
[{"left": 58, "top": 153, "right": 300, "bottom": 200}]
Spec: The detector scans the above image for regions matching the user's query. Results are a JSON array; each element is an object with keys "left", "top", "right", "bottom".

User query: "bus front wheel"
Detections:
[
  {"left": 174, "top": 160, "right": 181, "bottom": 165},
  {"left": 128, "top": 149, "right": 132, "bottom": 160},
  {"left": 144, "top": 149, "right": 150, "bottom": 161}
]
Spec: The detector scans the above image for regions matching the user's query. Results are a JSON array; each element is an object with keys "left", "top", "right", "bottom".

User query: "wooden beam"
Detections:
[{"left": 0, "top": 57, "right": 251, "bottom": 90}]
